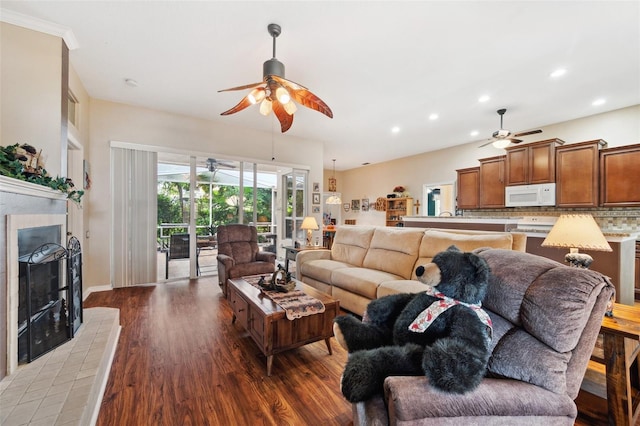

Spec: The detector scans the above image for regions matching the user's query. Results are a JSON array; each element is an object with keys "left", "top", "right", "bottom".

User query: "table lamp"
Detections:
[
  {"left": 301, "top": 216, "right": 319, "bottom": 247},
  {"left": 541, "top": 214, "right": 612, "bottom": 269}
]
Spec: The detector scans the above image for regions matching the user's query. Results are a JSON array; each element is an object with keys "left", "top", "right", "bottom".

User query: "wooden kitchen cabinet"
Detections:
[
  {"left": 456, "top": 167, "right": 480, "bottom": 209},
  {"left": 600, "top": 143, "right": 640, "bottom": 207},
  {"left": 556, "top": 139, "right": 607, "bottom": 207},
  {"left": 505, "top": 138, "right": 564, "bottom": 186},
  {"left": 479, "top": 156, "right": 506, "bottom": 208},
  {"left": 636, "top": 241, "right": 640, "bottom": 300}
]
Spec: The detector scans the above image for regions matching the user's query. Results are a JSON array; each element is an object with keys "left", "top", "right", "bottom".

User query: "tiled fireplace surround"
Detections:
[{"left": 1, "top": 177, "right": 120, "bottom": 425}]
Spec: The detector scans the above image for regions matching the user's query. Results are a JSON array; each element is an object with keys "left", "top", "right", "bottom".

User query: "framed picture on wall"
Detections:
[
  {"left": 343, "top": 203, "right": 350, "bottom": 212},
  {"left": 313, "top": 192, "right": 321, "bottom": 204},
  {"left": 362, "top": 198, "right": 369, "bottom": 211},
  {"left": 328, "top": 177, "right": 337, "bottom": 192},
  {"left": 313, "top": 182, "right": 320, "bottom": 192},
  {"left": 351, "top": 199, "right": 360, "bottom": 211},
  {"left": 312, "top": 206, "right": 320, "bottom": 213}
]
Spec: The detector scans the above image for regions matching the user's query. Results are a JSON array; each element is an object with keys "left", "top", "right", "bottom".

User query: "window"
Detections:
[{"left": 68, "top": 90, "right": 79, "bottom": 128}]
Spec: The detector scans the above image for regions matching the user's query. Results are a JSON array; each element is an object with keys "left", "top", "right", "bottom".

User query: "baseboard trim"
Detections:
[{"left": 83, "top": 284, "right": 112, "bottom": 300}]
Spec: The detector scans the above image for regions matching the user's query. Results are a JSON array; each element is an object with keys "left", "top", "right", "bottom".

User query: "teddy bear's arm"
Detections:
[{"left": 365, "top": 293, "right": 417, "bottom": 328}]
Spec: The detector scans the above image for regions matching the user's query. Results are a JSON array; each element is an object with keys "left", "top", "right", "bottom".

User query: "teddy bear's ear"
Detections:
[{"left": 446, "top": 245, "right": 462, "bottom": 253}]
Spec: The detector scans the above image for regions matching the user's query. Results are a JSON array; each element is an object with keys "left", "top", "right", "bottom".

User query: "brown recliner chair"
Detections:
[{"left": 216, "top": 224, "right": 276, "bottom": 296}]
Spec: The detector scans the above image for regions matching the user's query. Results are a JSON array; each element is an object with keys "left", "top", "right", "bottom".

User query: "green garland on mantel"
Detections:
[{"left": 0, "top": 143, "right": 84, "bottom": 205}]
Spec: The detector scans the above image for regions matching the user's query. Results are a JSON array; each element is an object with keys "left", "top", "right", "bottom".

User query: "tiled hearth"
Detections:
[{"left": 0, "top": 308, "right": 120, "bottom": 426}]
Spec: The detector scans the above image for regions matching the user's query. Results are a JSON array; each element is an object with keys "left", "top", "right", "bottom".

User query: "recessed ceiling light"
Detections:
[
  {"left": 391, "top": 126, "right": 401, "bottom": 134},
  {"left": 470, "top": 130, "right": 479, "bottom": 137},
  {"left": 429, "top": 113, "right": 439, "bottom": 120},
  {"left": 550, "top": 68, "right": 567, "bottom": 78},
  {"left": 478, "top": 95, "right": 490, "bottom": 103},
  {"left": 592, "top": 98, "right": 606, "bottom": 106},
  {"left": 124, "top": 78, "right": 138, "bottom": 87}
]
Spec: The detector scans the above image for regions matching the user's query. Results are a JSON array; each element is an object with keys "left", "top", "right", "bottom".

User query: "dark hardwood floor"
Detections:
[
  {"left": 84, "top": 275, "right": 607, "bottom": 425},
  {"left": 84, "top": 277, "right": 352, "bottom": 425}
]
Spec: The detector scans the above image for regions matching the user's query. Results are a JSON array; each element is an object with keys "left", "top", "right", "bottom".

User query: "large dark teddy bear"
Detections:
[{"left": 333, "top": 245, "right": 493, "bottom": 403}]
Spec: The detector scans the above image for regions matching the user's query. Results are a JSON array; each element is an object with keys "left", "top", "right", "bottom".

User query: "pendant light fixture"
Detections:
[{"left": 326, "top": 159, "right": 342, "bottom": 204}]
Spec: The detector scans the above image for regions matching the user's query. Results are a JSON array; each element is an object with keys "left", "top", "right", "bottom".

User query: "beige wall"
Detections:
[
  {"left": 85, "top": 99, "right": 324, "bottom": 287},
  {"left": 1, "top": 23, "right": 63, "bottom": 176},
  {"left": 335, "top": 105, "right": 640, "bottom": 226}
]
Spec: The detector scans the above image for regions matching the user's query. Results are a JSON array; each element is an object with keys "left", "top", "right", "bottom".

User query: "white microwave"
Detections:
[{"left": 505, "top": 183, "right": 556, "bottom": 207}]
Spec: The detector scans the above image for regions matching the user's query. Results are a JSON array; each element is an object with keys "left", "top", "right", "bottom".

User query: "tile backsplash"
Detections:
[{"left": 465, "top": 207, "right": 640, "bottom": 233}]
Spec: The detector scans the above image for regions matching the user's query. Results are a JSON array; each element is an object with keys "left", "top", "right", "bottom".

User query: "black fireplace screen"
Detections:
[{"left": 18, "top": 236, "right": 83, "bottom": 363}]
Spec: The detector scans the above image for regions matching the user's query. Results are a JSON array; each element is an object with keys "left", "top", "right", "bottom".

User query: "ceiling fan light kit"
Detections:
[
  {"left": 479, "top": 108, "right": 543, "bottom": 148},
  {"left": 219, "top": 23, "right": 333, "bottom": 133}
]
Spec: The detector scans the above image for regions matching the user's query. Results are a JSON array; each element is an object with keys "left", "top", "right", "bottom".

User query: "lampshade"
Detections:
[
  {"left": 492, "top": 139, "right": 512, "bottom": 149},
  {"left": 541, "top": 214, "right": 612, "bottom": 252},
  {"left": 325, "top": 194, "right": 341, "bottom": 204},
  {"left": 300, "top": 216, "right": 319, "bottom": 230},
  {"left": 301, "top": 216, "right": 319, "bottom": 247}
]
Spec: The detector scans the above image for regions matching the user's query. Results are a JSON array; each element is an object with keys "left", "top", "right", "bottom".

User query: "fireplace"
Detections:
[
  {"left": 16, "top": 226, "right": 84, "bottom": 363},
  {"left": 1, "top": 175, "right": 70, "bottom": 377}
]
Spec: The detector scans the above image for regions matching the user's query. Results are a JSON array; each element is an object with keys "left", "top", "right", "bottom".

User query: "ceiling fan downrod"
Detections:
[{"left": 264, "top": 24, "right": 284, "bottom": 78}]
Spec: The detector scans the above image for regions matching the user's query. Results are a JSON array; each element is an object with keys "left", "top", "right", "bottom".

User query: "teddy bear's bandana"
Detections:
[{"left": 409, "top": 286, "right": 493, "bottom": 342}]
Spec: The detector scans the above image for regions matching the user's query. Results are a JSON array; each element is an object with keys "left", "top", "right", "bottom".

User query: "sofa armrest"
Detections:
[
  {"left": 256, "top": 251, "right": 276, "bottom": 263},
  {"left": 381, "top": 376, "right": 576, "bottom": 423},
  {"left": 295, "top": 249, "right": 331, "bottom": 280},
  {"left": 216, "top": 253, "right": 235, "bottom": 269},
  {"left": 510, "top": 232, "right": 527, "bottom": 252}
]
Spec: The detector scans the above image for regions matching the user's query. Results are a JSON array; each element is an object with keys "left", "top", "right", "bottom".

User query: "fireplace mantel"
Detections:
[{"left": 0, "top": 175, "right": 67, "bottom": 201}]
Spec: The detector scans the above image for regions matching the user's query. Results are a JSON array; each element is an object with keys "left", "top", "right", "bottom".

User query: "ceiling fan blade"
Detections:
[
  {"left": 272, "top": 101, "right": 293, "bottom": 132},
  {"left": 290, "top": 89, "right": 333, "bottom": 118},
  {"left": 218, "top": 82, "right": 265, "bottom": 92},
  {"left": 220, "top": 95, "right": 253, "bottom": 116},
  {"left": 270, "top": 75, "right": 308, "bottom": 91},
  {"left": 271, "top": 76, "right": 333, "bottom": 118},
  {"left": 513, "top": 129, "right": 543, "bottom": 137},
  {"left": 478, "top": 140, "right": 495, "bottom": 148}
]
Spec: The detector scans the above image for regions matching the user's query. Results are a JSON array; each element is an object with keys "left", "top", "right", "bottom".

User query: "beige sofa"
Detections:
[{"left": 296, "top": 226, "right": 526, "bottom": 315}]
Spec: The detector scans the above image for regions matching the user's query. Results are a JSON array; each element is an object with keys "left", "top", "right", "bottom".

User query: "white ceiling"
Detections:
[{"left": 2, "top": 1, "right": 639, "bottom": 171}]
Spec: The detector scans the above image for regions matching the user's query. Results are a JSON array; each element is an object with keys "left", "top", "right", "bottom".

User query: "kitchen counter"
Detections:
[
  {"left": 404, "top": 216, "right": 521, "bottom": 224},
  {"left": 403, "top": 216, "right": 520, "bottom": 232},
  {"left": 403, "top": 216, "right": 637, "bottom": 305}
]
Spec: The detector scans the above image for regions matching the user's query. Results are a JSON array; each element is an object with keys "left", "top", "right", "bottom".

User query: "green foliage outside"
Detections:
[{"left": 157, "top": 181, "right": 273, "bottom": 237}]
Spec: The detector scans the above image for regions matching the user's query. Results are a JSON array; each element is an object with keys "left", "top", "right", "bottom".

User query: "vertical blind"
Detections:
[{"left": 111, "top": 147, "right": 157, "bottom": 287}]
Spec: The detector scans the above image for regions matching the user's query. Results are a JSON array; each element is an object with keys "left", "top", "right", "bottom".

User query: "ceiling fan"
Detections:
[
  {"left": 479, "top": 109, "right": 542, "bottom": 148},
  {"left": 206, "top": 158, "right": 236, "bottom": 173},
  {"left": 219, "top": 23, "right": 333, "bottom": 133}
]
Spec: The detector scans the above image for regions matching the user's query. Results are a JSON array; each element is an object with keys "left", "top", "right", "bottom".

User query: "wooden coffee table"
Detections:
[{"left": 227, "top": 276, "right": 339, "bottom": 376}]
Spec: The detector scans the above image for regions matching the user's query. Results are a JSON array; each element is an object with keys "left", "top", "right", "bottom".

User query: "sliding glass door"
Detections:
[{"left": 282, "top": 169, "right": 308, "bottom": 246}]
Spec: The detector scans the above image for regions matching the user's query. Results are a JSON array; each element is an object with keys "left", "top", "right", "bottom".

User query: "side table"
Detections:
[{"left": 582, "top": 303, "right": 640, "bottom": 426}]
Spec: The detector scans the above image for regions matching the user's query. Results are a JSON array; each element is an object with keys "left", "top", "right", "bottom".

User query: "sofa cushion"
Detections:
[
  {"left": 298, "top": 259, "right": 352, "bottom": 284},
  {"left": 362, "top": 228, "right": 423, "bottom": 279},
  {"left": 330, "top": 226, "right": 376, "bottom": 267},
  {"left": 487, "top": 328, "right": 571, "bottom": 394},
  {"left": 376, "top": 280, "right": 429, "bottom": 299},
  {"left": 412, "top": 230, "right": 513, "bottom": 279},
  {"left": 332, "top": 267, "right": 403, "bottom": 299}
]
